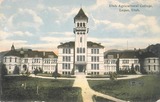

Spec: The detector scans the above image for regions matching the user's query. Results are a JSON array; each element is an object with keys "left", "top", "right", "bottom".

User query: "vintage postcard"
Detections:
[{"left": 0, "top": 0, "right": 160, "bottom": 102}]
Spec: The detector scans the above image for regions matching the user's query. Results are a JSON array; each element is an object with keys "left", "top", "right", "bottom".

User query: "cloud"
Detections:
[
  {"left": 0, "top": 30, "right": 10, "bottom": 40},
  {"left": 13, "top": 31, "right": 33, "bottom": 36},
  {"left": 48, "top": 31, "right": 73, "bottom": 37},
  {"left": 7, "top": 8, "right": 43, "bottom": 31},
  {"left": 0, "top": 39, "right": 27, "bottom": 51},
  {"left": 131, "top": 14, "right": 160, "bottom": 34},
  {"left": 131, "top": 0, "right": 159, "bottom": 5},
  {"left": 40, "top": 36, "right": 74, "bottom": 43},
  {"left": 0, "top": 0, "right": 3, "bottom": 4}
]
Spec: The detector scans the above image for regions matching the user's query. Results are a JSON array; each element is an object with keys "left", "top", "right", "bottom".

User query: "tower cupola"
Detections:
[{"left": 74, "top": 8, "right": 88, "bottom": 23}]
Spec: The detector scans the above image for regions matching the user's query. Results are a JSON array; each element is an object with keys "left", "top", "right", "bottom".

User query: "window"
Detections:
[
  {"left": 63, "top": 56, "right": 71, "bottom": 62},
  {"left": 77, "top": 56, "right": 79, "bottom": 61},
  {"left": 4, "top": 57, "right": 7, "bottom": 62},
  {"left": 80, "top": 23, "right": 82, "bottom": 27},
  {"left": 80, "top": 56, "right": 82, "bottom": 61},
  {"left": 154, "top": 59, "right": 156, "bottom": 63},
  {"left": 15, "top": 58, "right": 17, "bottom": 62},
  {"left": 122, "top": 60, "right": 129, "bottom": 64},
  {"left": 62, "top": 63, "right": 70, "bottom": 69},
  {"left": 83, "top": 48, "right": 85, "bottom": 53},
  {"left": 91, "top": 49, "right": 99, "bottom": 54},
  {"left": 80, "top": 48, "right": 82, "bottom": 53},
  {"left": 10, "top": 57, "right": 12, "bottom": 62},
  {"left": 154, "top": 65, "right": 156, "bottom": 70},
  {"left": 83, "top": 23, "right": 85, "bottom": 27},
  {"left": 63, "top": 48, "right": 71, "bottom": 54},
  {"left": 77, "top": 23, "right": 79, "bottom": 27},
  {"left": 24, "top": 59, "right": 28, "bottom": 63},
  {"left": 91, "top": 56, "right": 99, "bottom": 62},
  {"left": 148, "top": 59, "right": 150, "bottom": 63},
  {"left": 80, "top": 37, "right": 82, "bottom": 43},
  {"left": 91, "top": 64, "right": 99, "bottom": 70},
  {"left": 148, "top": 65, "right": 150, "bottom": 70},
  {"left": 134, "top": 60, "right": 138, "bottom": 64},
  {"left": 77, "top": 48, "right": 79, "bottom": 53},
  {"left": 83, "top": 56, "right": 85, "bottom": 61}
]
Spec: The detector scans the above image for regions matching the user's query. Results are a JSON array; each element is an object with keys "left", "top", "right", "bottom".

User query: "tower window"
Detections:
[
  {"left": 80, "top": 23, "right": 82, "bottom": 27},
  {"left": 83, "top": 23, "right": 85, "bottom": 27},
  {"left": 77, "top": 23, "right": 79, "bottom": 27}
]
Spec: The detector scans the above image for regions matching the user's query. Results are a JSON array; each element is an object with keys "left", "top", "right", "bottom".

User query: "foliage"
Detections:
[
  {"left": 33, "top": 68, "right": 39, "bottom": 75},
  {"left": 2, "top": 76, "right": 82, "bottom": 102},
  {"left": 109, "top": 72, "right": 117, "bottom": 80},
  {"left": 1, "top": 64, "right": 8, "bottom": 78},
  {"left": 52, "top": 67, "right": 60, "bottom": 79},
  {"left": 13, "top": 65, "right": 20, "bottom": 74},
  {"left": 88, "top": 75, "right": 160, "bottom": 102}
]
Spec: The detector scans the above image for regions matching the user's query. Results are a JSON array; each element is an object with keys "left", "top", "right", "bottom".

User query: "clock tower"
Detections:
[{"left": 73, "top": 8, "right": 89, "bottom": 73}]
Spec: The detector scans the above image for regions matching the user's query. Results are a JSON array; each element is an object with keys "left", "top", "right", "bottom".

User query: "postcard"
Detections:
[{"left": 0, "top": 0, "right": 160, "bottom": 102}]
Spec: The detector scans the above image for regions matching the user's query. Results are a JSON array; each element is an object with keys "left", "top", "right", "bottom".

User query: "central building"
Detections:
[{"left": 57, "top": 8, "right": 104, "bottom": 75}]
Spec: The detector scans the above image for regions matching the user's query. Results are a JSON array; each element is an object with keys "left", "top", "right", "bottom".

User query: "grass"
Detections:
[
  {"left": 92, "top": 95, "right": 114, "bottom": 102},
  {"left": 88, "top": 75, "right": 160, "bottom": 102},
  {"left": 86, "top": 75, "right": 126, "bottom": 78},
  {"left": 2, "top": 76, "right": 82, "bottom": 102},
  {"left": 37, "top": 73, "right": 76, "bottom": 78}
]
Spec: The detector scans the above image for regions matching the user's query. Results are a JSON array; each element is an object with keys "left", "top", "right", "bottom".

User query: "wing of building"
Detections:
[{"left": 2, "top": 44, "right": 58, "bottom": 74}]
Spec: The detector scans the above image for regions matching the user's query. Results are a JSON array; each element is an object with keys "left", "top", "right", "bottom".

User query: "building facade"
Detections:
[
  {"left": 57, "top": 8, "right": 104, "bottom": 75},
  {"left": 2, "top": 45, "right": 58, "bottom": 74}
]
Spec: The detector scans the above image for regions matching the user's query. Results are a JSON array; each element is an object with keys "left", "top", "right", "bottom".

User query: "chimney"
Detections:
[
  {"left": 117, "top": 54, "right": 119, "bottom": 58},
  {"left": 43, "top": 52, "right": 46, "bottom": 56}
]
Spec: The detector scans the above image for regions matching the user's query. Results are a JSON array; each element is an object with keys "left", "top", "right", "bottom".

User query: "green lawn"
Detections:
[
  {"left": 93, "top": 95, "right": 114, "bottom": 102},
  {"left": 2, "top": 76, "right": 82, "bottom": 102},
  {"left": 37, "top": 73, "right": 75, "bottom": 78},
  {"left": 88, "top": 75, "right": 160, "bottom": 102}
]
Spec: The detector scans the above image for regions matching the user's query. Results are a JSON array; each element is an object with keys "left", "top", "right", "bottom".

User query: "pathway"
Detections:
[{"left": 73, "top": 73, "right": 127, "bottom": 102}]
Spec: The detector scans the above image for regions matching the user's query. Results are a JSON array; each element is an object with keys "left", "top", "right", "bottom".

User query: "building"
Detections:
[
  {"left": 104, "top": 51, "right": 119, "bottom": 74},
  {"left": 104, "top": 50, "right": 141, "bottom": 74},
  {"left": 57, "top": 8, "right": 104, "bottom": 75},
  {"left": 2, "top": 44, "right": 58, "bottom": 74},
  {"left": 118, "top": 50, "right": 140, "bottom": 72},
  {"left": 141, "top": 52, "right": 160, "bottom": 74}
]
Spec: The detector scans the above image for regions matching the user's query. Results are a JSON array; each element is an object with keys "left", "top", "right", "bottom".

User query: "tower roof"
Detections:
[
  {"left": 74, "top": 8, "right": 88, "bottom": 23},
  {"left": 11, "top": 44, "right": 15, "bottom": 51}
]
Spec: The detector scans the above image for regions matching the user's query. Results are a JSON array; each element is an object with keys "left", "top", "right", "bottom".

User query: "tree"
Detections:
[
  {"left": 34, "top": 68, "right": 39, "bottom": 75},
  {"left": 1, "top": 64, "right": 7, "bottom": 78},
  {"left": 52, "top": 66, "right": 60, "bottom": 79},
  {"left": 131, "top": 64, "right": 136, "bottom": 74},
  {"left": 13, "top": 65, "right": 20, "bottom": 74}
]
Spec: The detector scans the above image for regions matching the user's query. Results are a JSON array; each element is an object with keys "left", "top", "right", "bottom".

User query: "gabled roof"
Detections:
[
  {"left": 119, "top": 50, "right": 138, "bottom": 58},
  {"left": 104, "top": 51, "right": 121, "bottom": 59},
  {"left": 87, "top": 41, "right": 104, "bottom": 48},
  {"left": 74, "top": 8, "right": 88, "bottom": 23},
  {"left": 57, "top": 41, "right": 104, "bottom": 48},
  {"left": 4, "top": 49, "right": 57, "bottom": 58},
  {"left": 57, "top": 41, "right": 75, "bottom": 48},
  {"left": 5, "top": 50, "right": 21, "bottom": 57},
  {"left": 138, "top": 51, "right": 158, "bottom": 58}
]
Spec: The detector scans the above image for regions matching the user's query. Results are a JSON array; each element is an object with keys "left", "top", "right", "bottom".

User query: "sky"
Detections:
[{"left": 0, "top": 0, "right": 160, "bottom": 53}]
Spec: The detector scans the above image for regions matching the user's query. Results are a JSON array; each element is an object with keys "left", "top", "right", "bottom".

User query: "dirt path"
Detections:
[{"left": 73, "top": 73, "right": 127, "bottom": 102}]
